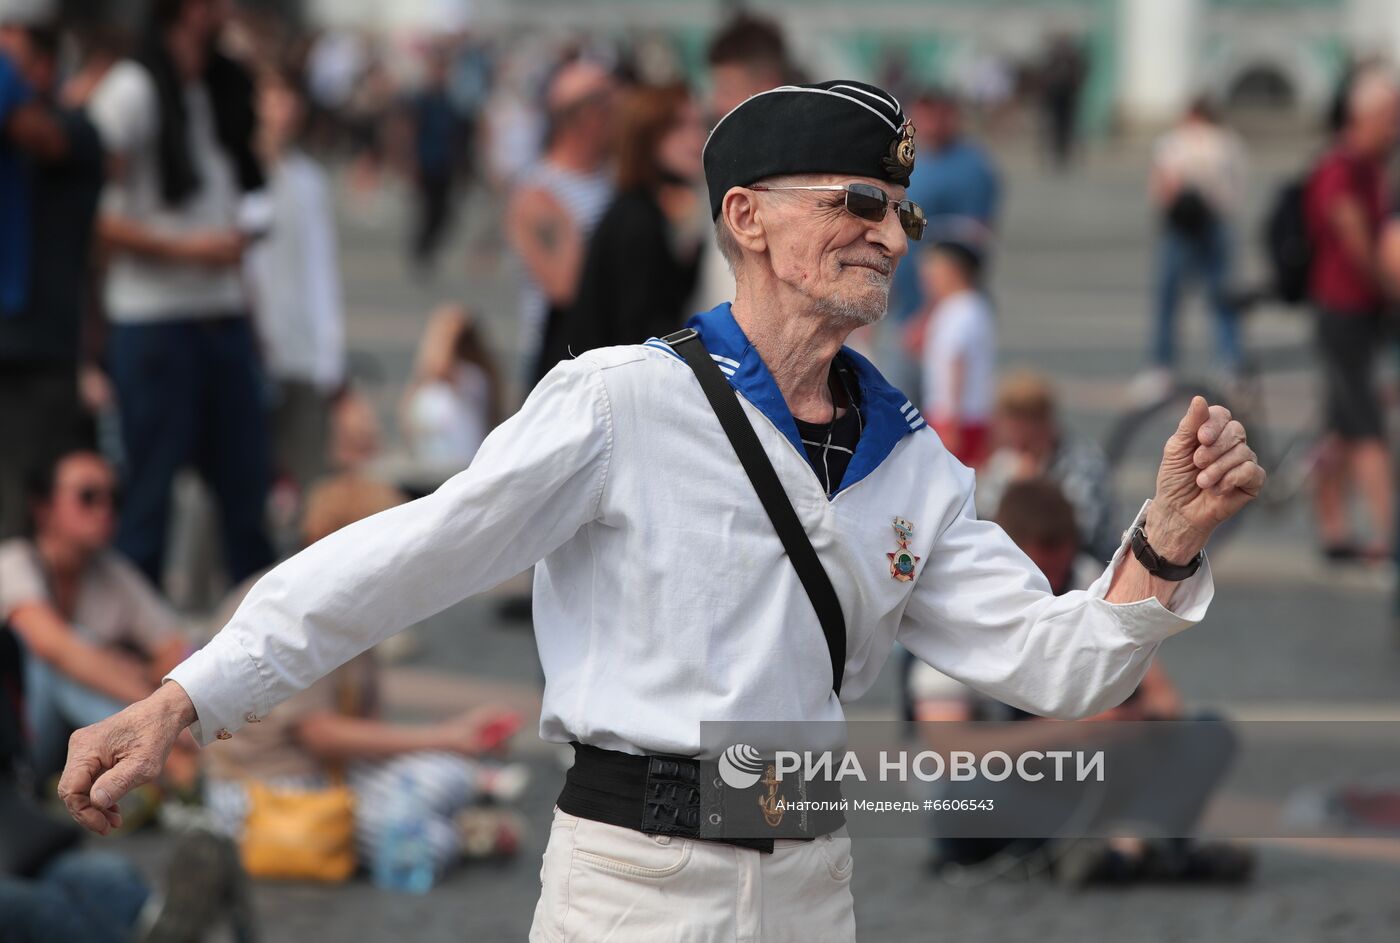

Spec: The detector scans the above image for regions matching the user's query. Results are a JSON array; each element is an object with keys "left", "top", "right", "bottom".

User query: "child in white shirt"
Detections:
[{"left": 919, "top": 240, "right": 997, "bottom": 467}]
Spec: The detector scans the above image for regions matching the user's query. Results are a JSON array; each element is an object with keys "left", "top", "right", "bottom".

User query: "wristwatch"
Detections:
[{"left": 1128, "top": 524, "right": 1204, "bottom": 581}]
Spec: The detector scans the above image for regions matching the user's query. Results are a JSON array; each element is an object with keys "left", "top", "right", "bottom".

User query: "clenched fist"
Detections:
[
  {"left": 58, "top": 681, "right": 197, "bottom": 835},
  {"left": 1146, "top": 396, "right": 1266, "bottom": 562}
]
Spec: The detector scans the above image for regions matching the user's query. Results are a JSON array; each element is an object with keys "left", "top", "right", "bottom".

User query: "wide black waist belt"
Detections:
[{"left": 557, "top": 742, "right": 845, "bottom": 855}]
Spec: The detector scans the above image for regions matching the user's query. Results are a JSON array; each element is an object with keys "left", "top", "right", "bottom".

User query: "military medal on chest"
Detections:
[{"left": 887, "top": 517, "right": 919, "bottom": 582}]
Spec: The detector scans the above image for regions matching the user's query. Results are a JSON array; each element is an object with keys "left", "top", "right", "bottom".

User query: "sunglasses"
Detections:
[{"left": 748, "top": 182, "right": 928, "bottom": 241}]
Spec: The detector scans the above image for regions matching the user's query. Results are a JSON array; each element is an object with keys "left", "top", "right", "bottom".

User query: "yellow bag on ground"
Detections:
[{"left": 239, "top": 779, "right": 357, "bottom": 882}]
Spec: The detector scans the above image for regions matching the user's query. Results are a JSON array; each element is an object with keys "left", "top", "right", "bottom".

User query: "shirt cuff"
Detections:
[
  {"left": 163, "top": 631, "right": 267, "bottom": 747},
  {"left": 1085, "top": 499, "right": 1215, "bottom": 647}
]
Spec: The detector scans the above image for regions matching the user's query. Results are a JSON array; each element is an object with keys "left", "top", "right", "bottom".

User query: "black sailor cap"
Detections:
[{"left": 703, "top": 79, "right": 916, "bottom": 220}]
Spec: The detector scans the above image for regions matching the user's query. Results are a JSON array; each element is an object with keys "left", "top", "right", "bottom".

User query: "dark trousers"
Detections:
[
  {"left": 0, "top": 851, "right": 149, "bottom": 943},
  {"left": 109, "top": 316, "right": 273, "bottom": 588},
  {"left": 412, "top": 170, "right": 454, "bottom": 267},
  {"left": 0, "top": 363, "right": 91, "bottom": 540}
]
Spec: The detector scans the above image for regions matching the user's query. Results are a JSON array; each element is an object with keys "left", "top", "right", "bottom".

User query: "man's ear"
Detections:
[{"left": 721, "top": 187, "right": 768, "bottom": 257}]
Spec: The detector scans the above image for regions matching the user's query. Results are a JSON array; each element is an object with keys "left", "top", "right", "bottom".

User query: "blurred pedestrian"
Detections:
[
  {"left": 1305, "top": 67, "right": 1396, "bottom": 562},
  {"left": 976, "top": 372, "right": 1120, "bottom": 561},
  {"left": 1136, "top": 96, "right": 1248, "bottom": 403},
  {"left": 0, "top": 21, "right": 105, "bottom": 540},
  {"left": 919, "top": 236, "right": 996, "bottom": 468},
  {"left": 1037, "top": 34, "right": 1086, "bottom": 171},
  {"left": 885, "top": 88, "right": 1000, "bottom": 396},
  {"left": 690, "top": 12, "right": 793, "bottom": 313},
  {"left": 0, "top": 16, "right": 65, "bottom": 321},
  {"left": 86, "top": 0, "right": 273, "bottom": 588},
  {"left": 245, "top": 63, "right": 346, "bottom": 497},
  {"left": 0, "top": 450, "right": 190, "bottom": 779},
  {"left": 404, "top": 46, "right": 468, "bottom": 274},
  {"left": 560, "top": 83, "right": 707, "bottom": 358},
  {"left": 706, "top": 12, "right": 791, "bottom": 121},
  {"left": 889, "top": 89, "right": 1000, "bottom": 321},
  {"left": 507, "top": 58, "right": 616, "bottom": 387},
  {"left": 345, "top": 56, "right": 394, "bottom": 199},
  {"left": 400, "top": 303, "right": 503, "bottom": 474}
]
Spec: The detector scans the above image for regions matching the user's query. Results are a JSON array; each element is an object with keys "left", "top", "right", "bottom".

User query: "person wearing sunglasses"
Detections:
[
  {"left": 62, "top": 81, "right": 1262, "bottom": 942},
  {"left": 0, "top": 449, "right": 189, "bottom": 779}
]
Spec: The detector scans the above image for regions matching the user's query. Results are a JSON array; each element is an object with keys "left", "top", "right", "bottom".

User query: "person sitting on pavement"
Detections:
[
  {"left": 909, "top": 479, "right": 1251, "bottom": 886},
  {"left": 202, "top": 472, "right": 530, "bottom": 869},
  {"left": 0, "top": 449, "right": 192, "bottom": 782},
  {"left": 974, "top": 371, "right": 1121, "bottom": 561}
]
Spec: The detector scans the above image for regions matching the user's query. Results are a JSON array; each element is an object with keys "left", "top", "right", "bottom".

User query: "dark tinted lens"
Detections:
[
  {"left": 897, "top": 201, "right": 927, "bottom": 240},
  {"left": 844, "top": 184, "right": 888, "bottom": 222}
]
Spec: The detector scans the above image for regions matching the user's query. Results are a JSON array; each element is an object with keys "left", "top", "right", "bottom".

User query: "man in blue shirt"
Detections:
[
  {"left": 882, "top": 89, "right": 1001, "bottom": 396},
  {"left": 889, "top": 89, "right": 1001, "bottom": 322},
  {"left": 0, "top": 22, "right": 93, "bottom": 540},
  {"left": 0, "top": 30, "right": 35, "bottom": 317}
]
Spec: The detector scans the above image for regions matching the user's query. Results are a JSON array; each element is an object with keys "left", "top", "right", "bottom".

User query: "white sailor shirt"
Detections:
[{"left": 167, "top": 303, "right": 1213, "bottom": 755}]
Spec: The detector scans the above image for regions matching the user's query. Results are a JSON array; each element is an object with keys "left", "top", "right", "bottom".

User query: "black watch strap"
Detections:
[{"left": 1129, "top": 525, "right": 1204, "bottom": 581}]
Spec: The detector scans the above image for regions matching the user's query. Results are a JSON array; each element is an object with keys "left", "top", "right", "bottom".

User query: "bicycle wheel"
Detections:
[{"left": 1103, "top": 382, "right": 1251, "bottom": 553}]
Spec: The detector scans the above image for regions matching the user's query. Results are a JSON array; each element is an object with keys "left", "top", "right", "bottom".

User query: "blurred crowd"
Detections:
[{"left": 2, "top": 0, "right": 1400, "bottom": 938}]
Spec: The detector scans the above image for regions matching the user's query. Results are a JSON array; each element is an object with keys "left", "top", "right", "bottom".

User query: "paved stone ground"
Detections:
[{"left": 112, "top": 128, "right": 1400, "bottom": 942}]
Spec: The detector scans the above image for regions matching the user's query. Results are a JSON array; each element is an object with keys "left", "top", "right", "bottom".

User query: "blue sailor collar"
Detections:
[{"left": 645, "top": 302, "right": 926, "bottom": 498}]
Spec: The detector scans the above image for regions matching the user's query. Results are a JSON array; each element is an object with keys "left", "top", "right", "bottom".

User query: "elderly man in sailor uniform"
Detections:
[{"left": 60, "top": 80, "right": 1263, "bottom": 941}]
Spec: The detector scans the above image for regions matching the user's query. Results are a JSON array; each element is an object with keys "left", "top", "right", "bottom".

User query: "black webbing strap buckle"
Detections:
[{"left": 640, "top": 755, "right": 704, "bottom": 836}]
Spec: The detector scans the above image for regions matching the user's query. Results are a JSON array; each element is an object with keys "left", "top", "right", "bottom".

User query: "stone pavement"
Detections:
[{"left": 112, "top": 130, "right": 1400, "bottom": 942}]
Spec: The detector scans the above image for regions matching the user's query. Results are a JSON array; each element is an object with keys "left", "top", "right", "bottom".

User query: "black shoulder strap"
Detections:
[{"left": 662, "top": 328, "right": 847, "bottom": 698}]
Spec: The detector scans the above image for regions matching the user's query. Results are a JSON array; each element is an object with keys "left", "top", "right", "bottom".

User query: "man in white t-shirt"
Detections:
[
  {"left": 919, "top": 237, "right": 996, "bottom": 468},
  {"left": 85, "top": 0, "right": 272, "bottom": 588}
]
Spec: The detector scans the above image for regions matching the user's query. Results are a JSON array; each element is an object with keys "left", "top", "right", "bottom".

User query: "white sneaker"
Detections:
[{"left": 1127, "top": 367, "right": 1175, "bottom": 407}]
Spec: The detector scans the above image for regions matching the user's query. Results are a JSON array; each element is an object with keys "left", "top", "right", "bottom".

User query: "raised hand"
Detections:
[{"left": 1147, "top": 396, "right": 1266, "bottom": 561}]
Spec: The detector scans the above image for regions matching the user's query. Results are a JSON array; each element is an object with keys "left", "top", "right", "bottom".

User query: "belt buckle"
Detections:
[{"left": 640, "top": 755, "right": 703, "bottom": 837}]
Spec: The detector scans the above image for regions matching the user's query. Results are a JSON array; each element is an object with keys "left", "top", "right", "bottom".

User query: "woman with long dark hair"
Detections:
[{"left": 556, "top": 82, "right": 707, "bottom": 359}]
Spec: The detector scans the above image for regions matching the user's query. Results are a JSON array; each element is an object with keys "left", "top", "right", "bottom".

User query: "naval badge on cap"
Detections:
[
  {"left": 883, "top": 120, "right": 916, "bottom": 178},
  {"left": 887, "top": 517, "right": 919, "bottom": 582}
]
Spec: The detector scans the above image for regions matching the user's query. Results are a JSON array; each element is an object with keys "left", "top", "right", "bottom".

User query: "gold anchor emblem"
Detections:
[
  {"left": 884, "top": 120, "right": 916, "bottom": 176},
  {"left": 758, "top": 764, "right": 784, "bottom": 827}
]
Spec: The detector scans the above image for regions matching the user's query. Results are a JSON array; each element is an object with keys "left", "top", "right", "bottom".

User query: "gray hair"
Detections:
[
  {"left": 711, "top": 173, "right": 808, "bottom": 277},
  {"left": 714, "top": 217, "right": 742, "bottom": 275}
]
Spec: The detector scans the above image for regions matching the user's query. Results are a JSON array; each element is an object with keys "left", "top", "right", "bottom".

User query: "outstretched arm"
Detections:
[{"left": 60, "top": 358, "right": 615, "bottom": 832}]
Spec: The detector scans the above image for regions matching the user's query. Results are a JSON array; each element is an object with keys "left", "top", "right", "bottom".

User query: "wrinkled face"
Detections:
[
  {"left": 36, "top": 453, "right": 118, "bottom": 552},
  {"left": 753, "top": 173, "right": 909, "bottom": 326}
]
